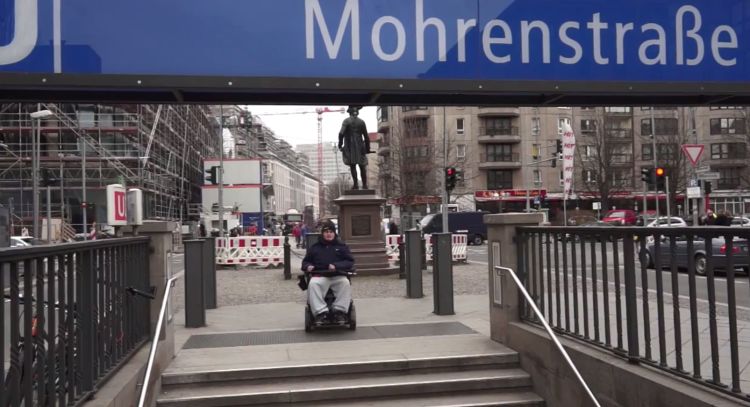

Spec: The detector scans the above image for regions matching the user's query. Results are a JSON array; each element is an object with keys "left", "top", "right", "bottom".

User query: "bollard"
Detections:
[
  {"left": 405, "top": 230, "right": 423, "bottom": 298},
  {"left": 421, "top": 235, "right": 427, "bottom": 270},
  {"left": 283, "top": 235, "right": 291, "bottom": 280},
  {"left": 398, "top": 239, "right": 405, "bottom": 279},
  {"left": 202, "top": 237, "right": 217, "bottom": 309},
  {"left": 432, "top": 233, "right": 455, "bottom": 315},
  {"left": 184, "top": 240, "right": 206, "bottom": 327},
  {"left": 306, "top": 233, "right": 319, "bottom": 252}
]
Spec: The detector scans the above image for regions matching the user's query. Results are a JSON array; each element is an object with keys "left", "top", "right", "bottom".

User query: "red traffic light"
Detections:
[
  {"left": 655, "top": 167, "right": 665, "bottom": 177},
  {"left": 446, "top": 167, "right": 456, "bottom": 176}
]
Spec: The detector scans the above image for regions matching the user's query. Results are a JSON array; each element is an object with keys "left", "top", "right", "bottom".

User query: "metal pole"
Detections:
[
  {"left": 218, "top": 107, "right": 225, "bottom": 237},
  {"left": 46, "top": 185, "right": 52, "bottom": 243},
  {"left": 82, "top": 132, "right": 88, "bottom": 240},
  {"left": 60, "top": 159, "right": 64, "bottom": 225},
  {"left": 690, "top": 108, "right": 700, "bottom": 226},
  {"left": 32, "top": 116, "right": 39, "bottom": 239},
  {"left": 666, "top": 175, "right": 671, "bottom": 223},
  {"left": 650, "top": 108, "right": 659, "bottom": 216},
  {"left": 442, "top": 107, "right": 449, "bottom": 233},
  {"left": 642, "top": 181, "right": 647, "bottom": 220},
  {"left": 259, "top": 161, "right": 264, "bottom": 234}
]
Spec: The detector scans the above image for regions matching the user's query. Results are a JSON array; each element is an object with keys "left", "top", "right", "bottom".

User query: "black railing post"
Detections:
[
  {"left": 283, "top": 235, "right": 291, "bottom": 280},
  {"left": 79, "top": 247, "right": 96, "bottom": 392},
  {"left": 405, "top": 230, "right": 423, "bottom": 298},
  {"left": 202, "top": 237, "right": 217, "bottom": 309},
  {"left": 432, "top": 233, "right": 454, "bottom": 315},
  {"left": 184, "top": 240, "right": 206, "bottom": 328},
  {"left": 398, "top": 239, "right": 405, "bottom": 279},
  {"left": 622, "top": 235, "right": 640, "bottom": 363}
]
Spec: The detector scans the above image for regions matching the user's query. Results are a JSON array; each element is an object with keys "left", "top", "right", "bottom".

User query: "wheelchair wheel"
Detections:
[
  {"left": 348, "top": 302, "right": 356, "bottom": 330},
  {"left": 304, "top": 305, "right": 313, "bottom": 332}
]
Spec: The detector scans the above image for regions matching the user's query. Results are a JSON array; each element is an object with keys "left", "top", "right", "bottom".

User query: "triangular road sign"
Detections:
[{"left": 682, "top": 144, "right": 704, "bottom": 166}]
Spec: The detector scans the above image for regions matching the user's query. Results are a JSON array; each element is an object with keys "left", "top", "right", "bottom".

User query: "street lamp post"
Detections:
[{"left": 30, "top": 108, "right": 53, "bottom": 241}]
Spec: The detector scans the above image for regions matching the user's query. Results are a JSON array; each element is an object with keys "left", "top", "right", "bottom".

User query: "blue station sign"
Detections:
[{"left": 1, "top": 0, "right": 749, "bottom": 103}]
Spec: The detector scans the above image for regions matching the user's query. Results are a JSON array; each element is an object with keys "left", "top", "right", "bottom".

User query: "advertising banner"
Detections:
[{"left": 561, "top": 122, "right": 576, "bottom": 199}]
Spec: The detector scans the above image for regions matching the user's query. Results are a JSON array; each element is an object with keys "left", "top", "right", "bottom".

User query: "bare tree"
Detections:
[
  {"left": 323, "top": 175, "right": 349, "bottom": 217},
  {"left": 575, "top": 108, "right": 633, "bottom": 211},
  {"left": 638, "top": 108, "right": 692, "bottom": 212}
]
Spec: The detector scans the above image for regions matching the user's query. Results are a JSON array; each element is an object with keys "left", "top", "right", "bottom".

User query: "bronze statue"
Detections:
[{"left": 338, "top": 106, "right": 371, "bottom": 189}]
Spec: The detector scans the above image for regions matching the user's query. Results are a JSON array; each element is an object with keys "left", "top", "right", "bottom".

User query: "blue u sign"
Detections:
[{"left": 0, "top": 0, "right": 747, "bottom": 84}]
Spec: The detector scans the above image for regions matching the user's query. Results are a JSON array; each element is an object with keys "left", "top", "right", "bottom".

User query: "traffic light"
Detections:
[
  {"left": 205, "top": 165, "right": 219, "bottom": 185},
  {"left": 640, "top": 168, "right": 653, "bottom": 184},
  {"left": 555, "top": 139, "right": 563, "bottom": 155},
  {"left": 654, "top": 167, "right": 666, "bottom": 190},
  {"left": 704, "top": 181, "right": 712, "bottom": 195},
  {"left": 445, "top": 167, "right": 457, "bottom": 192}
]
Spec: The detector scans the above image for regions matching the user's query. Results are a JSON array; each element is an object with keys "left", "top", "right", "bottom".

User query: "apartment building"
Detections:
[{"left": 377, "top": 106, "right": 750, "bottom": 223}]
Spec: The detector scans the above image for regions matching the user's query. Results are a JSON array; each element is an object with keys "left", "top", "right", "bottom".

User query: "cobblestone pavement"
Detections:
[{"left": 171, "top": 248, "right": 489, "bottom": 313}]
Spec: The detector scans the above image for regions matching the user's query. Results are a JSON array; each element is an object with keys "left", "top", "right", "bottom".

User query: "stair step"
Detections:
[
  {"left": 300, "top": 389, "right": 545, "bottom": 406},
  {"left": 156, "top": 367, "right": 532, "bottom": 406},
  {"left": 162, "top": 353, "right": 519, "bottom": 385}
]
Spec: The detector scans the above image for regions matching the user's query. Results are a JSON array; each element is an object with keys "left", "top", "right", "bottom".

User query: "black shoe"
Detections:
[
  {"left": 333, "top": 311, "right": 347, "bottom": 325},
  {"left": 315, "top": 312, "right": 329, "bottom": 325}
]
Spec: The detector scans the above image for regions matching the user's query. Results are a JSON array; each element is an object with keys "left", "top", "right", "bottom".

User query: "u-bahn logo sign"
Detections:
[{"left": 0, "top": 0, "right": 748, "bottom": 101}]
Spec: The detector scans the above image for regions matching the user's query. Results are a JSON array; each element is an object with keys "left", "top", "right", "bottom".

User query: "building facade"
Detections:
[
  {"left": 0, "top": 103, "right": 218, "bottom": 235},
  {"left": 377, "top": 106, "right": 750, "bottom": 224}
]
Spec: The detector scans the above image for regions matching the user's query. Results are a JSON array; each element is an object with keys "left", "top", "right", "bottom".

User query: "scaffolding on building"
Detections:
[{"left": 0, "top": 103, "right": 219, "bottom": 236}]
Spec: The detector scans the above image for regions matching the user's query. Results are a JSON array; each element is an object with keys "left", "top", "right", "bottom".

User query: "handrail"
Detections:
[
  {"left": 137, "top": 270, "right": 184, "bottom": 407},
  {"left": 495, "top": 266, "right": 601, "bottom": 407}
]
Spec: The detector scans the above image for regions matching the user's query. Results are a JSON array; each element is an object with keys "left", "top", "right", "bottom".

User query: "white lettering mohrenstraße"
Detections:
[{"left": 305, "top": 0, "right": 738, "bottom": 67}]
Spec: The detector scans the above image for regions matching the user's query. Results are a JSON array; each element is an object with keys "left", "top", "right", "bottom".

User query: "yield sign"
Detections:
[{"left": 681, "top": 144, "right": 704, "bottom": 167}]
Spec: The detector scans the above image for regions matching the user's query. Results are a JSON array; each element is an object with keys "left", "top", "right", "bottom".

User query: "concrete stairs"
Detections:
[{"left": 156, "top": 353, "right": 544, "bottom": 406}]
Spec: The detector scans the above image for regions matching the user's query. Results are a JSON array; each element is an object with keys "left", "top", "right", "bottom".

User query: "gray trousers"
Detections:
[{"left": 308, "top": 276, "right": 351, "bottom": 315}]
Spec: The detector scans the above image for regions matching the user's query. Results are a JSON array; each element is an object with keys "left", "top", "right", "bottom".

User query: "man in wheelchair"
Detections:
[{"left": 301, "top": 221, "right": 354, "bottom": 326}]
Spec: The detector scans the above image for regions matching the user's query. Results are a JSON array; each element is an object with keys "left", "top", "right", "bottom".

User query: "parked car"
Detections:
[
  {"left": 10, "top": 236, "right": 32, "bottom": 247},
  {"left": 419, "top": 211, "right": 487, "bottom": 245},
  {"left": 568, "top": 215, "right": 598, "bottom": 226},
  {"left": 645, "top": 217, "right": 688, "bottom": 228},
  {"left": 601, "top": 210, "right": 637, "bottom": 226},
  {"left": 730, "top": 217, "right": 750, "bottom": 227},
  {"left": 640, "top": 217, "right": 688, "bottom": 244},
  {"left": 642, "top": 236, "right": 750, "bottom": 275}
]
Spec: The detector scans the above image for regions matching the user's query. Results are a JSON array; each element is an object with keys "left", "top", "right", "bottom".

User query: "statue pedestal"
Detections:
[{"left": 335, "top": 189, "right": 398, "bottom": 276}]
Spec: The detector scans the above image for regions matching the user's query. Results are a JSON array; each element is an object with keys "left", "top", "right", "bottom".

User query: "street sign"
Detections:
[
  {"left": 1, "top": 1, "right": 750, "bottom": 104},
  {"left": 697, "top": 172, "right": 720, "bottom": 180},
  {"left": 688, "top": 179, "right": 698, "bottom": 187},
  {"left": 682, "top": 144, "right": 704, "bottom": 166},
  {"left": 687, "top": 187, "right": 702, "bottom": 199}
]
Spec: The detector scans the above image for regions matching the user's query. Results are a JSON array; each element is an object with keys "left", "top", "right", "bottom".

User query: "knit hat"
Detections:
[{"left": 321, "top": 221, "right": 337, "bottom": 234}]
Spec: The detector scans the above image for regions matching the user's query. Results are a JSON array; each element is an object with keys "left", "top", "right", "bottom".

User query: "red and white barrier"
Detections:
[
  {"left": 385, "top": 233, "right": 467, "bottom": 263},
  {"left": 385, "top": 234, "right": 403, "bottom": 262},
  {"left": 215, "top": 236, "right": 284, "bottom": 267}
]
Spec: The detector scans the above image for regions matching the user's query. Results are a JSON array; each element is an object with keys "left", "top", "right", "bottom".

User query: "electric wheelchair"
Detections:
[{"left": 299, "top": 269, "right": 357, "bottom": 331}]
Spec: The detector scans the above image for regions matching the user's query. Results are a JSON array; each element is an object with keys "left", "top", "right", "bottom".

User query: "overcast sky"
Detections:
[{"left": 244, "top": 105, "right": 378, "bottom": 148}]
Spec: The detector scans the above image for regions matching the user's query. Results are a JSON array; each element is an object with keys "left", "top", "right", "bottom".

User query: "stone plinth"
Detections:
[{"left": 335, "top": 190, "right": 398, "bottom": 276}]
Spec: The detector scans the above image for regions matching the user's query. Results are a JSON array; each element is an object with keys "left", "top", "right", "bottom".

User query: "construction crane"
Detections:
[{"left": 257, "top": 107, "right": 346, "bottom": 214}]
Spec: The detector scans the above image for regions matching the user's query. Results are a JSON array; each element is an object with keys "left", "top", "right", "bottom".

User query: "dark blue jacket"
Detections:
[{"left": 301, "top": 236, "right": 354, "bottom": 272}]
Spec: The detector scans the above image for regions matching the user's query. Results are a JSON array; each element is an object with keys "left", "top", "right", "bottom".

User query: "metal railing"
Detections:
[
  {"left": 1, "top": 237, "right": 151, "bottom": 406},
  {"left": 137, "top": 270, "right": 183, "bottom": 407},
  {"left": 516, "top": 226, "right": 750, "bottom": 402},
  {"left": 496, "top": 266, "right": 600, "bottom": 407}
]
